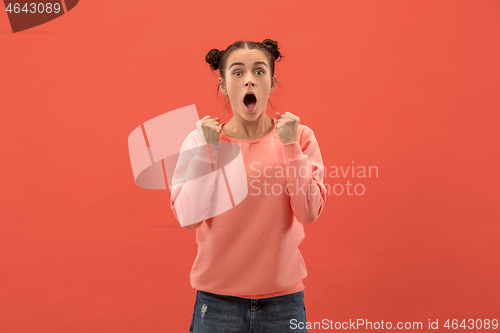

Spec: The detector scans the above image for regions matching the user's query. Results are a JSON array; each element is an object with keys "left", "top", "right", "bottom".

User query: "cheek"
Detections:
[
  {"left": 262, "top": 77, "right": 272, "bottom": 89},
  {"left": 227, "top": 80, "right": 238, "bottom": 92}
]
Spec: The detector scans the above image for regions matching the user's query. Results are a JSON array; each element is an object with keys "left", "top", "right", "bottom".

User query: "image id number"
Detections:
[{"left": 6, "top": 3, "right": 62, "bottom": 14}]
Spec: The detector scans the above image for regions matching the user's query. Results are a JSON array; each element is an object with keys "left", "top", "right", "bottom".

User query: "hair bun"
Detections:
[
  {"left": 205, "top": 49, "right": 223, "bottom": 71},
  {"left": 262, "top": 39, "right": 281, "bottom": 61}
]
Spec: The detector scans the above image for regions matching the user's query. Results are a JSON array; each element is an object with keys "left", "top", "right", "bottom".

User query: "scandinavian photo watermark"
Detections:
[
  {"left": 290, "top": 318, "right": 499, "bottom": 330},
  {"left": 249, "top": 161, "right": 379, "bottom": 198}
]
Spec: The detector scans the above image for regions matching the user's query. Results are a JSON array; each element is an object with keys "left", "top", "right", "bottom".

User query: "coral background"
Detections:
[{"left": 1, "top": 0, "right": 499, "bottom": 331}]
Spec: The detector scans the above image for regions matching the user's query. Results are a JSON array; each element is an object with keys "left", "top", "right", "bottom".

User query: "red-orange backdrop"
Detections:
[{"left": 1, "top": 0, "right": 499, "bottom": 332}]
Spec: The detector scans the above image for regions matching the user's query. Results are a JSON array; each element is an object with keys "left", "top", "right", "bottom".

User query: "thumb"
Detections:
[
  {"left": 275, "top": 112, "right": 281, "bottom": 120},
  {"left": 214, "top": 117, "right": 220, "bottom": 122}
]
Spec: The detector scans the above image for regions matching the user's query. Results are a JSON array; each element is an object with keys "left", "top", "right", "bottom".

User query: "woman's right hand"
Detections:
[{"left": 198, "top": 115, "right": 221, "bottom": 144}]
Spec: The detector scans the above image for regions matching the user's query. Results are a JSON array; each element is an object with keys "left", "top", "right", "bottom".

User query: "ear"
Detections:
[
  {"left": 271, "top": 76, "right": 277, "bottom": 93},
  {"left": 219, "top": 78, "right": 226, "bottom": 94}
]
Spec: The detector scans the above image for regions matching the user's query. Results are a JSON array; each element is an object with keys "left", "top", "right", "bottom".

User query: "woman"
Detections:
[{"left": 170, "top": 39, "right": 327, "bottom": 333}]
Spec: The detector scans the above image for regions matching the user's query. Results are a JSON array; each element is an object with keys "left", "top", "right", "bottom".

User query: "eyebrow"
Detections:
[{"left": 229, "top": 61, "right": 268, "bottom": 69}]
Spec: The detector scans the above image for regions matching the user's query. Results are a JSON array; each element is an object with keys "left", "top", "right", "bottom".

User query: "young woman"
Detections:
[{"left": 170, "top": 39, "right": 327, "bottom": 333}]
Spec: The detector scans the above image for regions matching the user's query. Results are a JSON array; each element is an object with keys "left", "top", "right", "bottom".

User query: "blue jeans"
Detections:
[{"left": 189, "top": 290, "right": 308, "bottom": 333}]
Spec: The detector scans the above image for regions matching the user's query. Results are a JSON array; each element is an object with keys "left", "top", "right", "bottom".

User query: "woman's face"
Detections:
[{"left": 219, "top": 48, "right": 276, "bottom": 121}]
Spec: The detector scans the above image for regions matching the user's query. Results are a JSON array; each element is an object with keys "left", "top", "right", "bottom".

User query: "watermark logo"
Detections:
[
  {"left": 128, "top": 105, "right": 246, "bottom": 228},
  {"left": 128, "top": 104, "right": 379, "bottom": 227},
  {"left": 3, "top": 1, "right": 79, "bottom": 33}
]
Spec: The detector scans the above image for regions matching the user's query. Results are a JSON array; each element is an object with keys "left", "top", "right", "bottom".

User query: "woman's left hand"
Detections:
[{"left": 275, "top": 112, "right": 300, "bottom": 145}]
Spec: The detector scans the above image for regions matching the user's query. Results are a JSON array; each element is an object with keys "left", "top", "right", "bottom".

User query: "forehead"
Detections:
[{"left": 226, "top": 48, "right": 269, "bottom": 67}]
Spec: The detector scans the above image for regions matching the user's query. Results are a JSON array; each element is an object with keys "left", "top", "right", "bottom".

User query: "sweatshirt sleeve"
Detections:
[
  {"left": 169, "top": 131, "right": 221, "bottom": 229},
  {"left": 281, "top": 126, "right": 327, "bottom": 225}
]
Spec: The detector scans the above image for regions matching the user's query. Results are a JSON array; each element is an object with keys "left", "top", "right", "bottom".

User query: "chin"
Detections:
[{"left": 244, "top": 110, "right": 264, "bottom": 120}]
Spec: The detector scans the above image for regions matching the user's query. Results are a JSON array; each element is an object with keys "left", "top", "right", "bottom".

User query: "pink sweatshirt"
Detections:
[{"left": 170, "top": 118, "right": 327, "bottom": 299}]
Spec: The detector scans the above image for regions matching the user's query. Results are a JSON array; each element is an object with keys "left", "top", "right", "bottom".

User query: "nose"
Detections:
[{"left": 244, "top": 73, "right": 255, "bottom": 87}]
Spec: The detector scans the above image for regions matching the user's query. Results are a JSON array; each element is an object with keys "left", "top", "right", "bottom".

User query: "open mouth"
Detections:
[{"left": 243, "top": 92, "right": 257, "bottom": 111}]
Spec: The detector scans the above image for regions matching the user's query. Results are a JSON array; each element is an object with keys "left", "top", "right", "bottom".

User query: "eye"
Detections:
[{"left": 233, "top": 69, "right": 264, "bottom": 76}]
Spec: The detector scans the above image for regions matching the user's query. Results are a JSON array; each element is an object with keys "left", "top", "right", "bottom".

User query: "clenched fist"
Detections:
[
  {"left": 198, "top": 115, "right": 221, "bottom": 145},
  {"left": 275, "top": 112, "right": 300, "bottom": 145}
]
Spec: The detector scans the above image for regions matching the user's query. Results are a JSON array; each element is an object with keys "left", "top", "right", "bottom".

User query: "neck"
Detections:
[{"left": 225, "top": 112, "right": 274, "bottom": 140}]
